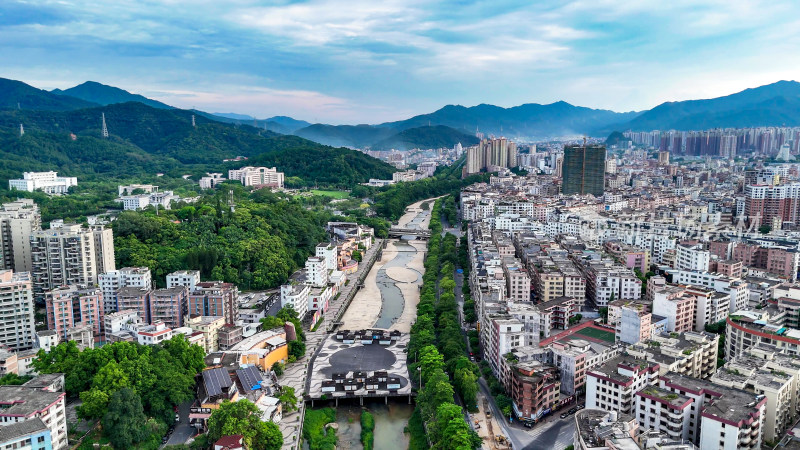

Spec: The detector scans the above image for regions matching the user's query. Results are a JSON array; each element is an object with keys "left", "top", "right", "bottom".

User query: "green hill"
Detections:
[
  {"left": 371, "top": 125, "right": 479, "bottom": 151},
  {"left": 52, "top": 81, "right": 173, "bottom": 109},
  {"left": 0, "top": 102, "right": 395, "bottom": 187},
  {"left": 0, "top": 78, "right": 98, "bottom": 111}
]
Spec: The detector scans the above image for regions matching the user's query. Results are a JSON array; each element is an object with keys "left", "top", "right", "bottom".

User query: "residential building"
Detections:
[
  {"left": 98, "top": 267, "right": 152, "bottom": 315},
  {"left": 188, "top": 282, "right": 239, "bottom": 326},
  {"left": 676, "top": 243, "right": 710, "bottom": 272},
  {"left": 280, "top": 283, "right": 310, "bottom": 319},
  {"left": 504, "top": 261, "right": 531, "bottom": 303},
  {"left": 91, "top": 225, "right": 115, "bottom": 275},
  {"left": 8, "top": 171, "right": 77, "bottom": 194},
  {"left": 604, "top": 241, "right": 650, "bottom": 273},
  {"left": 726, "top": 310, "right": 800, "bottom": 358},
  {"left": 166, "top": 270, "right": 201, "bottom": 291},
  {"left": 562, "top": 144, "right": 606, "bottom": 197},
  {"left": 135, "top": 322, "right": 174, "bottom": 346},
  {"left": 652, "top": 286, "right": 696, "bottom": 333},
  {"left": 186, "top": 315, "right": 226, "bottom": 352},
  {"left": 634, "top": 385, "right": 693, "bottom": 442},
  {"left": 0, "top": 417, "right": 51, "bottom": 450},
  {"left": 116, "top": 287, "right": 151, "bottom": 324},
  {"left": 0, "top": 381, "right": 67, "bottom": 449},
  {"left": 685, "top": 286, "right": 730, "bottom": 331},
  {"left": 103, "top": 310, "right": 142, "bottom": 342},
  {"left": 34, "top": 330, "right": 59, "bottom": 353},
  {"left": 0, "top": 270, "right": 36, "bottom": 350},
  {"left": 0, "top": 199, "right": 41, "bottom": 273},
  {"left": 585, "top": 356, "right": 660, "bottom": 415},
  {"left": 149, "top": 286, "right": 188, "bottom": 329},
  {"left": 198, "top": 173, "right": 226, "bottom": 189},
  {"left": 29, "top": 224, "right": 114, "bottom": 300},
  {"left": 616, "top": 301, "right": 652, "bottom": 345},
  {"left": 710, "top": 344, "right": 800, "bottom": 442},
  {"left": 315, "top": 243, "right": 338, "bottom": 271},
  {"left": 508, "top": 360, "right": 561, "bottom": 421},
  {"left": 574, "top": 409, "right": 697, "bottom": 450},
  {"left": 305, "top": 257, "right": 328, "bottom": 288},
  {"left": 626, "top": 331, "right": 719, "bottom": 379},
  {"left": 44, "top": 286, "right": 102, "bottom": 343},
  {"left": 658, "top": 373, "right": 766, "bottom": 450},
  {"left": 227, "top": 167, "right": 284, "bottom": 188}
]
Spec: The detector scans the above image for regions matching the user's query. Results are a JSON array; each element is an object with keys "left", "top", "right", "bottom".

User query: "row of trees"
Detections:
[
  {"left": 32, "top": 337, "right": 205, "bottom": 448},
  {"left": 207, "top": 399, "right": 283, "bottom": 450},
  {"left": 407, "top": 198, "right": 481, "bottom": 449}
]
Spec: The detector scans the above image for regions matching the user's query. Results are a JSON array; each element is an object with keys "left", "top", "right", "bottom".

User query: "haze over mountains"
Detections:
[{"left": 3, "top": 77, "right": 800, "bottom": 150}]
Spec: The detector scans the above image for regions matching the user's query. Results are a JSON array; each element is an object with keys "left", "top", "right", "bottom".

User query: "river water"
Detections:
[
  {"left": 327, "top": 402, "right": 415, "bottom": 450},
  {"left": 373, "top": 239, "right": 421, "bottom": 329}
]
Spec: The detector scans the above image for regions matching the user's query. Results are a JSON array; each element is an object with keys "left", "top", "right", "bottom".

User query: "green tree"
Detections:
[
  {"left": 102, "top": 388, "right": 149, "bottom": 449},
  {"left": 288, "top": 340, "right": 306, "bottom": 359},
  {"left": 455, "top": 368, "right": 478, "bottom": 411},
  {"left": 279, "top": 386, "right": 297, "bottom": 412},
  {"left": 0, "top": 373, "right": 32, "bottom": 385},
  {"left": 207, "top": 400, "right": 283, "bottom": 450},
  {"left": 261, "top": 316, "right": 285, "bottom": 330},
  {"left": 759, "top": 224, "right": 772, "bottom": 234},
  {"left": 351, "top": 250, "right": 362, "bottom": 262},
  {"left": 272, "top": 362, "right": 285, "bottom": 377}
]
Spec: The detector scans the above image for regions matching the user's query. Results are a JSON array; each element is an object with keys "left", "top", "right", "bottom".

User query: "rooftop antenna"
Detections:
[
  {"left": 191, "top": 115, "right": 196, "bottom": 128},
  {"left": 101, "top": 113, "right": 108, "bottom": 138},
  {"left": 19, "top": 124, "right": 24, "bottom": 137}
]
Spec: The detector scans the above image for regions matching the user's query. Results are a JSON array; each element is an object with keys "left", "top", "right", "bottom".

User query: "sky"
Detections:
[{"left": 2, "top": 0, "right": 800, "bottom": 124}]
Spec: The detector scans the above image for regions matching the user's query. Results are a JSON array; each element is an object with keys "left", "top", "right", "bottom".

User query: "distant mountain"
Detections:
[
  {"left": 294, "top": 124, "right": 395, "bottom": 148},
  {"left": 265, "top": 116, "right": 311, "bottom": 133},
  {"left": 52, "top": 81, "right": 173, "bottom": 109},
  {"left": 372, "top": 125, "right": 479, "bottom": 151},
  {"left": 383, "top": 101, "right": 639, "bottom": 138},
  {"left": 292, "top": 101, "right": 639, "bottom": 148},
  {"left": 0, "top": 78, "right": 98, "bottom": 111},
  {"left": 212, "top": 112, "right": 254, "bottom": 121},
  {"left": 612, "top": 80, "right": 800, "bottom": 131},
  {"left": 0, "top": 101, "right": 395, "bottom": 187}
]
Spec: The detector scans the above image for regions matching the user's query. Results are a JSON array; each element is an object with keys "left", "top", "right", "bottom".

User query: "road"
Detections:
[{"left": 165, "top": 401, "right": 195, "bottom": 446}]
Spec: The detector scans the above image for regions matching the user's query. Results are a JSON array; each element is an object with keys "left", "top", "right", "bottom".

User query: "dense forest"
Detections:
[
  {"left": 113, "top": 186, "right": 331, "bottom": 289},
  {"left": 33, "top": 337, "right": 205, "bottom": 449}
]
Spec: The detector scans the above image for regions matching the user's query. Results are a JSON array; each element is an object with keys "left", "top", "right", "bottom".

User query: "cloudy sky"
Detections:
[{"left": 2, "top": 0, "right": 799, "bottom": 124}]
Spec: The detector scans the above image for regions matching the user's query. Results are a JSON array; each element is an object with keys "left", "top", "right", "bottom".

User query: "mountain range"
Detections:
[
  {"left": 0, "top": 80, "right": 396, "bottom": 187},
  {"left": 3, "top": 77, "right": 800, "bottom": 150}
]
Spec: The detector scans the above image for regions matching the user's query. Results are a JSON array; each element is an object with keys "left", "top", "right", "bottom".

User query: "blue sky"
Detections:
[{"left": 2, "top": 0, "right": 799, "bottom": 124}]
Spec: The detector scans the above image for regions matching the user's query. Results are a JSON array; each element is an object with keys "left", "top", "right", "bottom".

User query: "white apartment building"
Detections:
[
  {"left": 98, "top": 267, "right": 152, "bottom": 315},
  {"left": 305, "top": 256, "right": 328, "bottom": 288},
  {"left": 0, "top": 199, "right": 41, "bottom": 273},
  {"left": 634, "top": 386, "right": 693, "bottom": 443},
  {"left": 8, "top": 171, "right": 77, "bottom": 194},
  {"left": 659, "top": 373, "right": 765, "bottom": 450},
  {"left": 280, "top": 283, "right": 310, "bottom": 318},
  {"left": 626, "top": 331, "right": 719, "bottom": 379},
  {"left": 675, "top": 243, "right": 710, "bottom": 272},
  {"left": 618, "top": 304, "right": 651, "bottom": 345},
  {"left": 585, "top": 356, "right": 660, "bottom": 415},
  {"left": 135, "top": 322, "right": 174, "bottom": 346},
  {"left": 103, "top": 309, "right": 143, "bottom": 342},
  {"left": 315, "top": 243, "right": 338, "bottom": 271},
  {"left": 686, "top": 286, "right": 730, "bottom": 330},
  {"left": 91, "top": 225, "right": 115, "bottom": 275},
  {"left": 486, "top": 315, "right": 523, "bottom": 377},
  {"left": 0, "top": 270, "right": 36, "bottom": 350},
  {"left": 710, "top": 345, "right": 800, "bottom": 443},
  {"left": 118, "top": 190, "right": 178, "bottom": 211},
  {"left": 228, "top": 167, "right": 284, "bottom": 188},
  {"left": 166, "top": 270, "right": 201, "bottom": 291}
]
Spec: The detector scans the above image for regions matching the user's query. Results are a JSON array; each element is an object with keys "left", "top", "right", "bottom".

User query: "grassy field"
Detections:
[{"left": 311, "top": 189, "right": 350, "bottom": 199}]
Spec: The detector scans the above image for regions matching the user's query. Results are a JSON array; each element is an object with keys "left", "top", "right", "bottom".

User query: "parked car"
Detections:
[
  {"left": 560, "top": 412, "right": 569, "bottom": 419},
  {"left": 568, "top": 407, "right": 577, "bottom": 415},
  {"left": 175, "top": 413, "right": 180, "bottom": 422}
]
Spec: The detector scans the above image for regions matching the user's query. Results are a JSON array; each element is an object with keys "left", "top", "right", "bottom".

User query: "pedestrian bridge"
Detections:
[{"left": 387, "top": 228, "right": 431, "bottom": 239}]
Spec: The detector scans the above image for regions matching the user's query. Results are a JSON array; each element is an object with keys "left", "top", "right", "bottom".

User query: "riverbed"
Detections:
[{"left": 339, "top": 198, "right": 433, "bottom": 332}]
